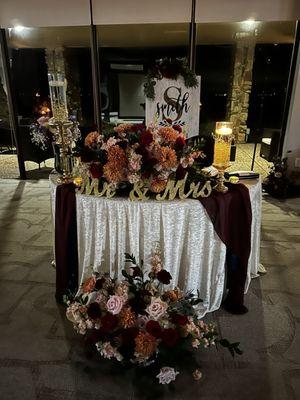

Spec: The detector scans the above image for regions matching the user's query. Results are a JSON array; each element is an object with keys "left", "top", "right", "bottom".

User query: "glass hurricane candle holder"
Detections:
[
  {"left": 213, "top": 121, "right": 234, "bottom": 193},
  {"left": 48, "top": 73, "right": 68, "bottom": 122}
]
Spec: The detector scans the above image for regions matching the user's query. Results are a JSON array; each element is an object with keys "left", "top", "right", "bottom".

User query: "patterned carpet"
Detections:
[
  {"left": 0, "top": 143, "right": 272, "bottom": 180},
  {"left": 0, "top": 178, "right": 299, "bottom": 399}
]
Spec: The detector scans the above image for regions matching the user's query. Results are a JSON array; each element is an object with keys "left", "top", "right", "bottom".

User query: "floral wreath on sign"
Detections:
[
  {"left": 65, "top": 248, "right": 242, "bottom": 385},
  {"left": 144, "top": 57, "right": 198, "bottom": 100}
]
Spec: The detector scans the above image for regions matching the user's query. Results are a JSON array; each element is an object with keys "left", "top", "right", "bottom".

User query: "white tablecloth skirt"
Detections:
[{"left": 50, "top": 175, "right": 261, "bottom": 317}]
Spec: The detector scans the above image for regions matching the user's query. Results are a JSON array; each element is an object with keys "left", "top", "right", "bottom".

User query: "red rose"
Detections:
[
  {"left": 89, "top": 162, "right": 103, "bottom": 179},
  {"left": 140, "top": 130, "right": 153, "bottom": 146},
  {"left": 146, "top": 320, "right": 162, "bottom": 338},
  {"left": 171, "top": 313, "right": 188, "bottom": 326},
  {"left": 176, "top": 165, "right": 187, "bottom": 180},
  {"left": 100, "top": 314, "right": 118, "bottom": 332},
  {"left": 174, "top": 135, "right": 186, "bottom": 151},
  {"left": 87, "top": 302, "right": 102, "bottom": 320},
  {"left": 161, "top": 328, "right": 179, "bottom": 347},
  {"left": 165, "top": 118, "right": 173, "bottom": 125},
  {"left": 157, "top": 270, "right": 172, "bottom": 285},
  {"left": 173, "top": 124, "right": 182, "bottom": 133}
]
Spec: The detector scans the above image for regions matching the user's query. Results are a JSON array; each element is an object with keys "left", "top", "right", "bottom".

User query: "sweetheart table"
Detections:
[{"left": 50, "top": 173, "right": 261, "bottom": 317}]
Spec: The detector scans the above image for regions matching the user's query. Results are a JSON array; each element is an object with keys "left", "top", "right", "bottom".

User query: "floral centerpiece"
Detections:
[
  {"left": 78, "top": 122, "right": 209, "bottom": 196},
  {"left": 65, "top": 249, "right": 242, "bottom": 385}
]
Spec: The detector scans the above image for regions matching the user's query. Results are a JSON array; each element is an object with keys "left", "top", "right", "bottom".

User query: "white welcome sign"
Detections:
[{"left": 146, "top": 76, "right": 201, "bottom": 138}]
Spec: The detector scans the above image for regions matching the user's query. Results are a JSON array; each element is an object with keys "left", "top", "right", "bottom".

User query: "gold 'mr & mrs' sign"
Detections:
[{"left": 77, "top": 174, "right": 212, "bottom": 201}]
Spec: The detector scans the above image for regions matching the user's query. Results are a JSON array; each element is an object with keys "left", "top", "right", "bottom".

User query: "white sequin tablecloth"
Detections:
[{"left": 50, "top": 174, "right": 261, "bottom": 317}]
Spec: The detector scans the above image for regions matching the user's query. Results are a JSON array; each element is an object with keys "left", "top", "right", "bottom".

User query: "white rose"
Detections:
[
  {"left": 156, "top": 367, "right": 179, "bottom": 384},
  {"left": 106, "top": 295, "right": 125, "bottom": 315},
  {"left": 99, "top": 341, "right": 116, "bottom": 359},
  {"left": 66, "top": 307, "right": 76, "bottom": 323},
  {"left": 146, "top": 298, "right": 168, "bottom": 320},
  {"left": 97, "top": 341, "right": 123, "bottom": 362}
]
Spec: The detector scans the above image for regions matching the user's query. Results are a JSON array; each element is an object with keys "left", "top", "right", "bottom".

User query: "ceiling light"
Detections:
[
  {"left": 13, "top": 25, "right": 25, "bottom": 33},
  {"left": 241, "top": 19, "right": 258, "bottom": 31}
]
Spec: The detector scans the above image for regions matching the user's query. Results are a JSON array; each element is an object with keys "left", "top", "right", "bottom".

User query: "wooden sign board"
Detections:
[{"left": 146, "top": 76, "right": 201, "bottom": 138}]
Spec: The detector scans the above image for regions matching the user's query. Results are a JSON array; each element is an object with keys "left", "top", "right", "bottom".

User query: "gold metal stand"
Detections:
[
  {"left": 49, "top": 118, "right": 75, "bottom": 183},
  {"left": 212, "top": 122, "right": 234, "bottom": 194},
  {"left": 213, "top": 165, "right": 229, "bottom": 193}
]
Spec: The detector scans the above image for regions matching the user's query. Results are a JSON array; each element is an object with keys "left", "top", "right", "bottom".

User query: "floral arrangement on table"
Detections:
[
  {"left": 65, "top": 249, "right": 242, "bottom": 385},
  {"left": 76, "top": 121, "right": 213, "bottom": 199},
  {"left": 144, "top": 57, "right": 198, "bottom": 100}
]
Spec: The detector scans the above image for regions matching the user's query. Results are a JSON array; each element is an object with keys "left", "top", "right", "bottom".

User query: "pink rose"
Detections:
[
  {"left": 146, "top": 298, "right": 168, "bottom": 320},
  {"left": 106, "top": 295, "right": 125, "bottom": 315}
]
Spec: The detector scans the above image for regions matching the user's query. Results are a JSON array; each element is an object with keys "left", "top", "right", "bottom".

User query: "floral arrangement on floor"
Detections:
[
  {"left": 144, "top": 57, "right": 198, "bottom": 100},
  {"left": 77, "top": 121, "right": 209, "bottom": 195},
  {"left": 262, "top": 157, "right": 289, "bottom": 198},
  {"left": 65, "top": 250, "right": 242, "bottom": 385}
]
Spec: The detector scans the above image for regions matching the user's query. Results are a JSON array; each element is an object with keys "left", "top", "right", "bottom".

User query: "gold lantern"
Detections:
[{"left": 213, "top": 121, "right": 234, "bottom": 193}]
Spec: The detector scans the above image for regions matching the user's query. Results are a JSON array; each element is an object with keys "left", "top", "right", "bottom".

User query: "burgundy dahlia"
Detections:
[
  {"left": 94, "top": 277, "right": 105, "bottom": 290},
  {"left": 173, "top": 124, "right": 182, "bottom": 133},
  {"left": 101, "top": 314, "right": 118, "bottom": 332},
  {"left": 121, "top": 327, "right": 139, "bottom": 344},
  {"left": 157, "top": 270, "right": 172, "bottom": 285},
  {"left": 176, "top": 164, "right": 187, "bottom": 180},
  {"left": 80, "top": 148, "right": 98, "bottom": 163},
  {"left": 89, "top": 162, "right": 103, "bottom": 179},
  {"left": 130, "top": 266, "right": 143, "bottom": 278},
  {"left": 146, "top": 320, "right": 162, "bottom": 338},
  {"left": 140, "top": 130, "right": 153, "bottom": 147},
  {"left": 174, "top": 135, "right": 186, "bottom": 151},
  {"left": 132, "top": 123, "right": 146, "bottom": 133},
  {"left": 171, "top": 313, "right": 188, "bottom": 327},
  {"left": 87, "top": 302, "right": 102, "bottom": 320},
  {"left": 161, "top": 328, "right": 179, "bottom": 347}
]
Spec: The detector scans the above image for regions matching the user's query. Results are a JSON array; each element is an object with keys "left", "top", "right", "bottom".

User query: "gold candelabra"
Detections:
[
  {"left": 48, "top": 73, "right": 80, "bottom": 183},
  {"left": 213, "top": 121, "right": 234, "bottom": 193}
]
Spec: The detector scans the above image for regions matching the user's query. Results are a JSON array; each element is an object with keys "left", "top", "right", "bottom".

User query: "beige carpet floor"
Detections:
[
  {"left": 0, "top": 143, "right": 272, "bottom": 180},
  {"left": 0, "top": 178, "right": 299, "bottom": 399}
]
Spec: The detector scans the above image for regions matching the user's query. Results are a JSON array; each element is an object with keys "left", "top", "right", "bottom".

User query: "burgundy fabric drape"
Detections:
[
  {"left": 55, "top": 183, "right": 79, "bottom": 302},
  {"left": 199, "top": 183, "right": 252, "bottom": 314}
]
